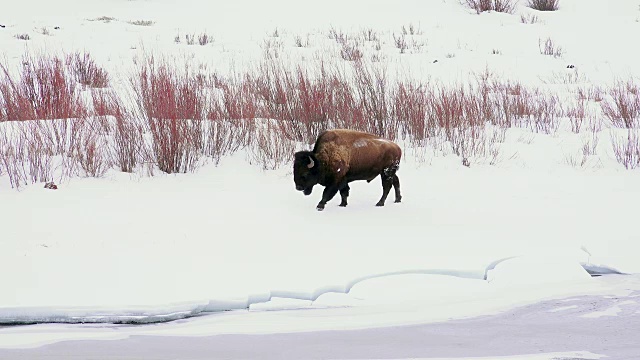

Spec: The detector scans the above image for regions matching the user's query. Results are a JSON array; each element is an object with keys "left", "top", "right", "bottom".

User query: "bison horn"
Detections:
[{"left": 307, "top": 156, "right": 315, "bottom": 168}]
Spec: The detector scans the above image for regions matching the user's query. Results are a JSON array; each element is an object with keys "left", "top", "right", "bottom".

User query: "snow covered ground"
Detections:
[{"left": 1, "top": 0, "right": 640, "bottom": 358}]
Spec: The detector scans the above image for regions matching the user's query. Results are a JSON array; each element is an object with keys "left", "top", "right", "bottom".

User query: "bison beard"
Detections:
[{"left": 293, "top": 129, "right": 402, "bottom": 211}]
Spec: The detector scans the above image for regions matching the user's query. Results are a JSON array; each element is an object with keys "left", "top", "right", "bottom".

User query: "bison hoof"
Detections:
[
  {"left": 316, "top": 203, "right": 325, "bottom": 211},
  {"left": 375, "top": 202, "right": 385, "bottom": 207},
  {"left": 395, "top": 197, "right": 402, "bottom": 203},
  {"left": 339, "top": 203, "right": 347, "bottom": 207}
]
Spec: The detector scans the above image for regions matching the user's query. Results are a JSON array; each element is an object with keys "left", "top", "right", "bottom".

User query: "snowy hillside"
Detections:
[{"left": 1, "top": 0, "right": 640, "bottom": 359}]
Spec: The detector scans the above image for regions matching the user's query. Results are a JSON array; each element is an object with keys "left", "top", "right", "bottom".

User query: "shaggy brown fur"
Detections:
[{"left": 293, "top": 129, "right": 402, "bottom": 210}]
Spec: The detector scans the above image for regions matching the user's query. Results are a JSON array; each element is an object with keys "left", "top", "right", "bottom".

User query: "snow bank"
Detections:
[{"left": 486, "top": 253, "right": 592, "bottom": 286}]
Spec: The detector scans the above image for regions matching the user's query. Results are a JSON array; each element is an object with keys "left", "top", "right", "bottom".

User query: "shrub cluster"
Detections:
[
  {"left": 527, "top": 0, "right": 559, "bottom": 11},
  {"left": 464, "top": 0, "right": 516, "bottom": 14},
  {"left": 1, "top": 50, "right": 639, "bottom": 188}
]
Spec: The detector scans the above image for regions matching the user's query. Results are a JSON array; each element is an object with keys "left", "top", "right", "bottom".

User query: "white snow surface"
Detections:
[
  {"left": 1, "top": 0, "right": 640, "bottom": 355},
  {"left": 1, "top": 156, "right": 638, "bottom": 331}
]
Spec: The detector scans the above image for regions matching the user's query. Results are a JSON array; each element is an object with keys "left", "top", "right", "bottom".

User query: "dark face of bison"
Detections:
[{"left": 293, "top": 151, "right": 320, "bottom": 196}]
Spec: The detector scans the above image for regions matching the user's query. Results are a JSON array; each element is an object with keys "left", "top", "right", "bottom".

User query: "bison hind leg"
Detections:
[
  {"left": 376, "top": 173, "right": 394, "bottom": 207},
  {"left": 393, "top": 174, "right": 401, "bottom": 203},
  {"left": 377, "top": 166, "right": 401, "bottom": 207}
]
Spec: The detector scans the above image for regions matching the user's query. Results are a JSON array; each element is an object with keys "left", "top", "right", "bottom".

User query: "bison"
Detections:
[{"left": 293, "top": 129, "right": 402, "bottom": 211}]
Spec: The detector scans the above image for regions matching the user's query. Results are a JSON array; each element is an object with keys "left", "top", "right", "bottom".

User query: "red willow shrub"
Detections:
[
  {"left": 0, "top": 55, "right": 86, "bottom": 121},
  {"left": 132, "top": 57, "right": 207, "bottom": 174},
  {"left": 601, "top": 80, "right": 640, "bottom": 129},
  {"left": 92, "top": 89, "right": 142, "bottom": 173},
  {"left": 67, "top": 52, "right": 109, "bottom": 88}
]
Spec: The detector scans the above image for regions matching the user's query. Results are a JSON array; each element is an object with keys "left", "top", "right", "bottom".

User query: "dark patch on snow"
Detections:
[{"left": 44, "top": 181, "right": 58, "bottom": 190}]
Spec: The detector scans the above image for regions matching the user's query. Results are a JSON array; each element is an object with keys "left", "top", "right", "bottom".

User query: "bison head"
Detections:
[{"left": 293, "top": 151, "right": 320, "bottom": 195}]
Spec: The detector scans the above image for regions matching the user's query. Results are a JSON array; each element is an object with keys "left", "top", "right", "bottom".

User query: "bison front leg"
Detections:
[
  {"left": 317, "top": 185, "right": 340, "bottom": 211},
  {"left": 339, "top": 184, "right": 350, "bottom": 207}
]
